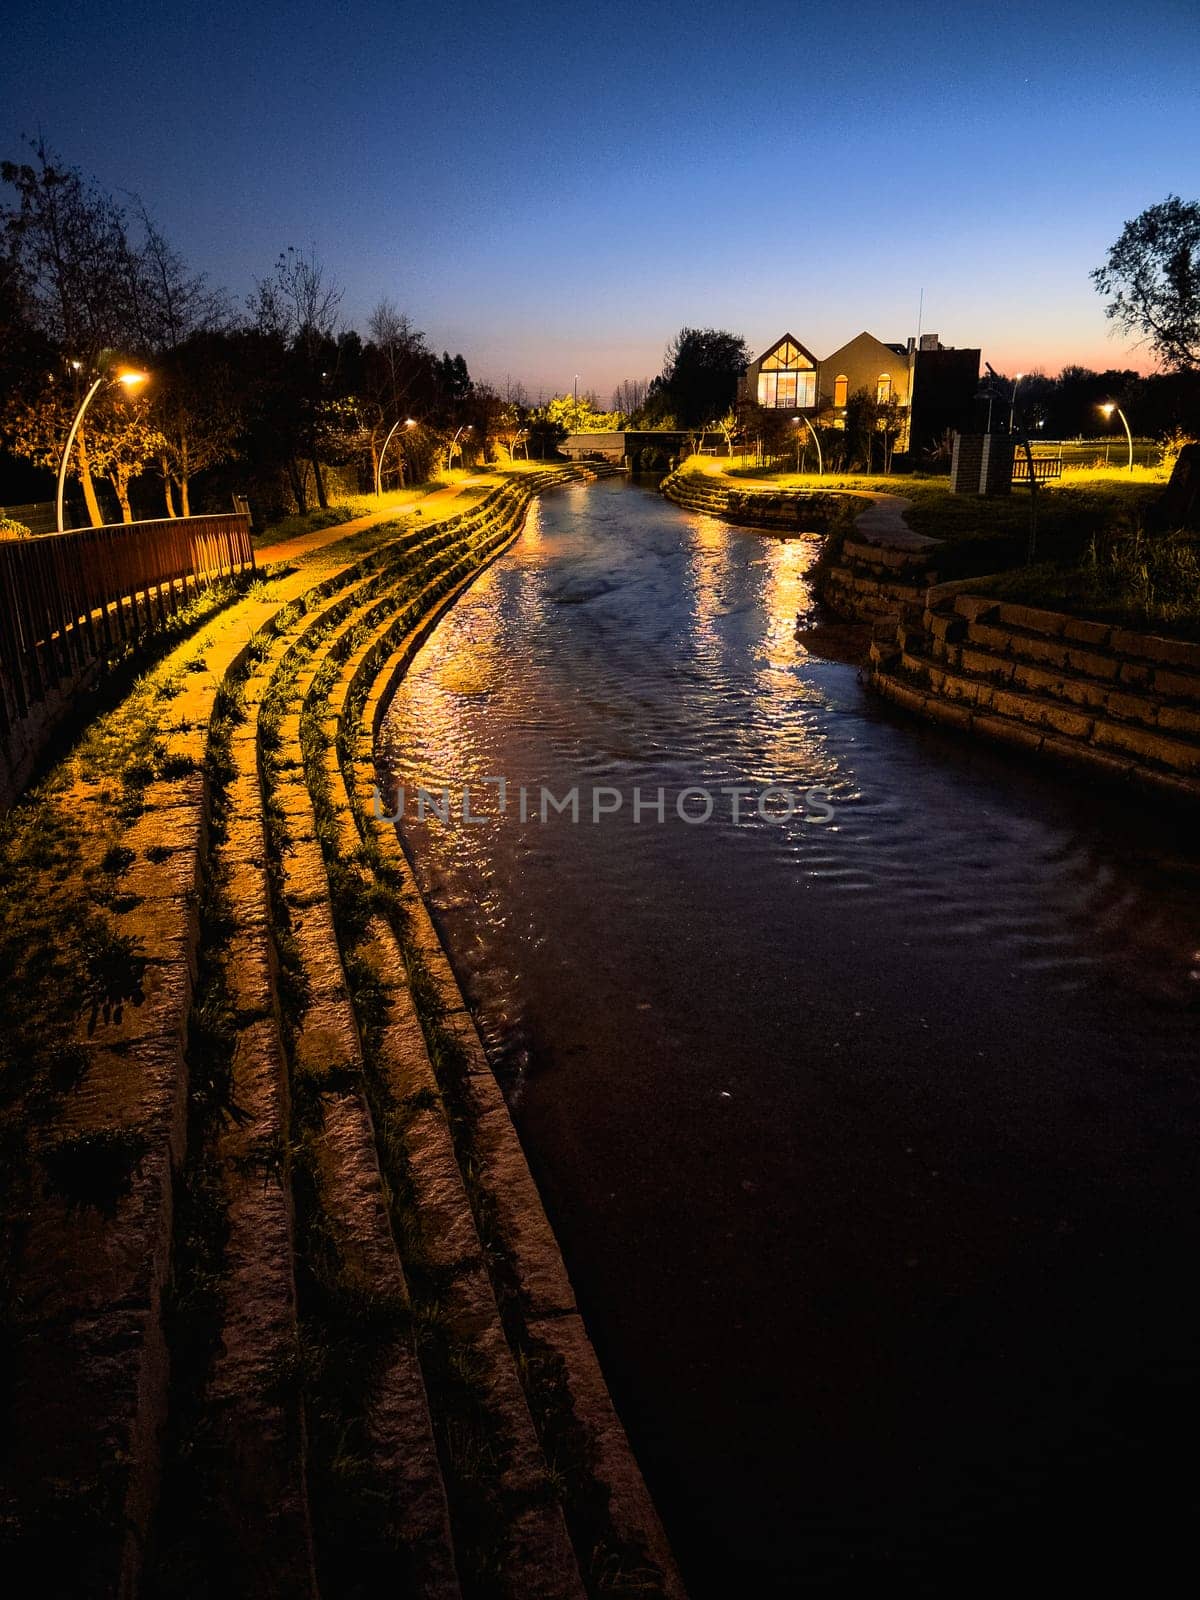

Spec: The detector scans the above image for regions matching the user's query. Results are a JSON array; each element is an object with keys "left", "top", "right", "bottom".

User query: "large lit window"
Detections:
[
  {"left": 757, "top": 370, "right": 815, "bottom": 408},
  {"left": 876, "top": 373, "right": 892, "bottom": 404},
  {"left": 833, "top": 374, "right": 848, "bottom": 408},
  {"left": 757, "top": 336, "right": 816, "bottom": 409}
]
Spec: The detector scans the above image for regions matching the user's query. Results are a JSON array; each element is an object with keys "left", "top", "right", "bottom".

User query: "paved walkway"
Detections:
[
  {"left": 851, "top": 491, "right": 938, "bottom": 551},
  {"left": 255, "top": 476, "right": 492, "bottom": 566},
  {"left": 693, "top": 458, "right": 937, "bottom": 553}
]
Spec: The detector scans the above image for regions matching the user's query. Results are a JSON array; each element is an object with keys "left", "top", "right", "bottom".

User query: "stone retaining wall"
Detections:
[
  {"left": 817, "top": 533, "right": 940, "bottom": 623},
  {"left": 660, "top": 466, "right": 843, "bottom": 533},
  {"left": 870, "top": 592, "right": 1200, "bottom": 804}
]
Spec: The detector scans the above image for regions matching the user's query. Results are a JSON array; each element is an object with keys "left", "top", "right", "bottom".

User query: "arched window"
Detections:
[
  {"left": 876, "top": 373, "right": 892, "bottom": 404},
  {"left": 833, "top": 374, "right": 848, "bottom": 408}
]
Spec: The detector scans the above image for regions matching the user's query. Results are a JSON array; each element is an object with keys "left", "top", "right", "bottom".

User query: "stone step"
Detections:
[
  {"left": 0, "top": 468, "right": 630, "bottom": 1600},
  {"left": 0, "top": 582, "right": 319, "bottom": 1598},
  {"left": 345, "top": 535, "right": 688, "bottom": 1599},
  {"left": 264, "top": 604, "right": 463, "bottom": 1598},
  {"left": 875, "top": 665, "right": 1200, "bottom": 806},
  {"left": 145, "top": 551, "right": 446, "bottom": 1590},
  {"left": 278, "top": 481, "right": 589, "bottom": 1595},
  {"left": 926, "top": 632, "right": 1200, "bottom": 735}
]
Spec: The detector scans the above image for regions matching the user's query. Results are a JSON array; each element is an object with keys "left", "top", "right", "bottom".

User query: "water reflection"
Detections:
[{"left": 379, "top": 478, "right": 1200, "bottom": 1596}]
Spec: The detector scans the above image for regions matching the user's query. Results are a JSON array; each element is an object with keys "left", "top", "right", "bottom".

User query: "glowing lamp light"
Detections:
[{"left": 116, "top": 369, "right": 149, "bottom": 390}]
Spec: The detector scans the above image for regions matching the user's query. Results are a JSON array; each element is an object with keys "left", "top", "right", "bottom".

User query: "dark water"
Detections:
[{"left": 379, "top": 479, "right": 1200, "bottom": 1595}]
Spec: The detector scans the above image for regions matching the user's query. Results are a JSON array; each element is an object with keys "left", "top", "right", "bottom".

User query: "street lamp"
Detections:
[
  {"left": 375, "top": 417, "right": 417, "bottom": 497},
  {"left": 790, "top": 414, "right": 824, "bottom": 476},
  {"left": 1009, "top": 373, "right": 1024, "bottom": 433},
  {"left": 57, "top": 365, "right": 148, "bottom": 533},
  {"left": 446, "top": 423, "right": 472, "bottom": 472},
  {"left": 1098, "top": 402, "right": 1134, "bottom": 472}
]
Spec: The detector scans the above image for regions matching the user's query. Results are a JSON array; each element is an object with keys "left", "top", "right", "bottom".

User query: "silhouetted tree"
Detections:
[
  {"left": 612, "top": 376, "right": 649, "bottom": 417},
  {"left": 642, "top": 328, "right": 750, "bottom": 430},
  {"left": 249, "top": 246, "right": 345, "bottom": 508},
  {"left": 1093, "top": 195, "right": 1200, "bottom": 371},
  {"left": 1, "top": 140, "right": 146, "bottom": 520}
]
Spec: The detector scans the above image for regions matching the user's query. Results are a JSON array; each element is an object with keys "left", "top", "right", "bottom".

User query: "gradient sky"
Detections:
[{"left": 3, "top": 0, "right": 1197, "bottom": 398}]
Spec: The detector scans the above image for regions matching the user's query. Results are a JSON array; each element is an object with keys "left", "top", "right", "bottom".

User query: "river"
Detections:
[{"left": 378, "top": 477, "right": 1200, "bottom": 1595}]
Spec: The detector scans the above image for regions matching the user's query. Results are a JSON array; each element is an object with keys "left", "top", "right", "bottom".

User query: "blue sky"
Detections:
[{"left": 3, "top": 0, "right": 1197, "bottom": 398}]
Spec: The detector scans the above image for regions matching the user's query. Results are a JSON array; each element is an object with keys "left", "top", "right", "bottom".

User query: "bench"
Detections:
[{"left": 1012, "top": 457, "right": 1063, "bottom": 482}]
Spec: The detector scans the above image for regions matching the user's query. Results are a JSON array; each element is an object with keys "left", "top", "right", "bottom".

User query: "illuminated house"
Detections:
[
  {"left": 741, "top": 330, "right": 980, "bottom": 452},
  {"left": 743, "top": 330, "right": 910, "bottom": 417}
]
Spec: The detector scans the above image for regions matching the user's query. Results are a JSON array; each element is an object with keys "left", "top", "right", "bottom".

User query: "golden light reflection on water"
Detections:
[
  {"left": 752, "top": 534, "right": 844, "bottom": 787},
  {"left": 684, "top": 513, "right": 739, "bottom": 659},
  {"left": 759, "top": 534, "right": 817, "bottom": 663},
  {"left": 681, "top": 509, "right": 840, "bottom": 792}
]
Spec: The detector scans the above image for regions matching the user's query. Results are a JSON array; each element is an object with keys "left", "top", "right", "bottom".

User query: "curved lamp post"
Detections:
[
  {"left": 1099, "top": 402, "right": 1134, "bottom": 472},
  {"left": 57, "top": 367, "right": 148, "bottom": 533},
  {"left": 375, "top": 417, "right": 417, "bottom": 497},
  {"left": 790, "top": 414, "right": 824, "bottom": 476},
  {"left": 446, "top": 424, "right": 472, "bottom": 472},
  {"left": 1009, "top": 372, "right": 1024, "bottom": 433}
]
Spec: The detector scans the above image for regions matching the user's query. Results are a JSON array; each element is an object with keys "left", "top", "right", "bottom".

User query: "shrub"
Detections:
[
  {"left": 0, "top": 513, "right": 32, "bottom": 539},
  {"left": 1159, "top": 428, "right": 1197, "bottom": 477}
]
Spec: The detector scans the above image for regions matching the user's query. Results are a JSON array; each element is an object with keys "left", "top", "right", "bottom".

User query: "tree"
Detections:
[
  {"left": 534, "top": 394, "right": 622, "bottom": 435},
  {"left": 432, "top": 352, "right": 473, "bottom": 425},
  {"left": 124, "top": 212, "right": 235, "bottom": 516},
  {"left": 127, "top": 200, "right": 227, "bottom": 353},
  {"left": 249, "top": 246, "right": 345, "bottom": 509},
  {"left": 640, "top": 328, "right": 750, "bottom": 429},
  {"left": 501, "top": 375, "right": 529, "bottom": 410},
  {"left": 6, "top": 382, "right": 163, "bottom": 522},
  {"left": 1093, "top": 196, "right": 1200, "bottom": 371},
  {"left": 1, "top": 140, "right": 146, "bottom": 521},
  {"left": 359, "top": 302, "right": 439, "bottom": 487},
  {"left": 1, "top": 139, "right": 137, "bottom": 366},
  {"left": 876, "top": 394, "right": 906, "bottom": 474},
  {"left": 612, "top": 376, "right": 649, "bottom": 418},
  {"left": 0, "top": 247, "right": 54, "bottom": 393},
  {"left": 2, "top": 140, "right": 235, "bottom": 521},
  {"left": 843, "top": 388, "right": 881, "bottom": 473},
  {"left": 153, "top": 332, "right": 243, "bottom": 516}
]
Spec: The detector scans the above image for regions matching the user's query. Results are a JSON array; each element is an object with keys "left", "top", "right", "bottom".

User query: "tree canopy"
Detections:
[
  {"left": 641, "top": 327, "right": 750, "bottom": 429},
  {"left": 1092, "top": 196, "right": 1200, "bottom": 371}
]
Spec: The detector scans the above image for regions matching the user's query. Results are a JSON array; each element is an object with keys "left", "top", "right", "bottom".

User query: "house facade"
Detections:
[{"left": 741, "top": 330, "right": 980, "bottom": 453}]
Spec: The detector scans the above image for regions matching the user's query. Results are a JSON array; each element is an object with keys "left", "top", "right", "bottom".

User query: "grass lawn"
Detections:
[
  {"left": 253, "top": 474, "right": 471, "bottom": 547},
  {"left": 252, "top": 463, "right": 569, "bottom": 548},
  {"left": 691, "top": 457, "right": 1165, "bottom": 546},
  {"left": 971, "top": 529, "right": 1200, "bottom": 641}
]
